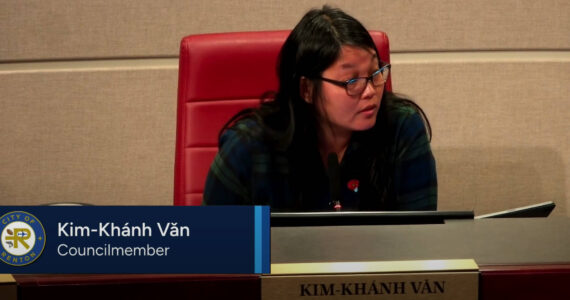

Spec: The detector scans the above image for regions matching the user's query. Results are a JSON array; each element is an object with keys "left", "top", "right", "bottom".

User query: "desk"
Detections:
[
  {"left": 271, "top": 217, "right": 570, "bottom": 299},
  {"left": 8, "top": 218, "right": 570, "bottom": 299}
]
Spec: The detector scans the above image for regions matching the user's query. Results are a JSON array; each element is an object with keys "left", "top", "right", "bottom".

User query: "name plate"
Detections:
[{"left": 262, "top": 260, "right": 478, "bottom": 300}]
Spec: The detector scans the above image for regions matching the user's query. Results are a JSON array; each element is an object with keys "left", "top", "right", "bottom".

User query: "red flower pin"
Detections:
[{"left": 347, "top": 179, "right": 359, "bottom": 193}]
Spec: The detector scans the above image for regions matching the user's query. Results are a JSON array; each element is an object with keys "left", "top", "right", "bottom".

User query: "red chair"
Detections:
[{"left": 174, "top": 30, "right": 392, "bottom": 206}]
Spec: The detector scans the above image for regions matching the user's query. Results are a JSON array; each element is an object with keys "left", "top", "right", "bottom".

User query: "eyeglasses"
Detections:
[{"left": 316, "top": 64, "right": 391, "bottom": 96}]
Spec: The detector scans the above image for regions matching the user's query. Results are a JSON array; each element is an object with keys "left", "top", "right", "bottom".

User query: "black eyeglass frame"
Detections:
[{"left": 315, "top": 63, "right": 391, "bottom": 96}]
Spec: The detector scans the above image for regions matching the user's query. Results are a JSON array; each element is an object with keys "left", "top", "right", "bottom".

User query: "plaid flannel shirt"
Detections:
[{"left": 204, "top": 104, "right": 437, "bottom": 211}]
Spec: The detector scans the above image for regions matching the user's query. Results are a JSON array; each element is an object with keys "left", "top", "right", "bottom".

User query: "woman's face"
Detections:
[{"left": 315, "top": 45, "right": 384, "bottom": 136}]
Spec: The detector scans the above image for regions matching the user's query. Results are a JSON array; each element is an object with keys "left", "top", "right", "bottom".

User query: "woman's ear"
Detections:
[{"left": 299, "top": 76, "right": 313, "bottom": 104}]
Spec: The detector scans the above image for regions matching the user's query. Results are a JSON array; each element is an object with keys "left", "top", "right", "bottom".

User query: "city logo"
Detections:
[{"left": 1, "top": 211, "right": 46, "bottom": 266}]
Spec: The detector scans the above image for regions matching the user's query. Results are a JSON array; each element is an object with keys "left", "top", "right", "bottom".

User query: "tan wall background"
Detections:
[{"left": 1, "top": 0, "right": 568, "bottom": 216}]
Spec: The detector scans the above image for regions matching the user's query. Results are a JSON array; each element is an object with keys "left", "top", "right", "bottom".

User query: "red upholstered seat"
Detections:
[{"left": 174, "top": 30, "right": 392, "bottom": 205}]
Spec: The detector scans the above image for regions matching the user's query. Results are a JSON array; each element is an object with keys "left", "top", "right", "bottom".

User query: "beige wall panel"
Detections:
[
  {"left": 1, "top": 0, "right": 569, "bottom": 62},
  {"left": 392, "top": 59, "right": 569, "bottom": 216},
  {"left": 0, "top": 66, "right": 178, "bottom": 205}
]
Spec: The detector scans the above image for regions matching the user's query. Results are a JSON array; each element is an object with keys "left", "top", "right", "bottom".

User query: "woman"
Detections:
[{"left": 203, "top": 6, "right": 437, "bottom": 211}]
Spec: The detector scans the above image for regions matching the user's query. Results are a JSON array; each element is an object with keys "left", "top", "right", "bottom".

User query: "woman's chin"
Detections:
[{"left": 353, "top": 116, "right": 377, "bottom": 131}]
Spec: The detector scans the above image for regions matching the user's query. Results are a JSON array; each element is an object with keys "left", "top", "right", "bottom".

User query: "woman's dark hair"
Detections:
[{"left": 221, "top": 6, "right": 431, "bottom": 208}]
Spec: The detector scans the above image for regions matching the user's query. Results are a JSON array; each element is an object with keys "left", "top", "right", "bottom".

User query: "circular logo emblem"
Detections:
[{"left": 1, "top": 211, "right": 46, "bottom": 266}]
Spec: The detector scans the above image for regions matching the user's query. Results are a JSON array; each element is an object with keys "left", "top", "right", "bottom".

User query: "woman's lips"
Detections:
[{"left": 359, "top": 104, "right": 377, "bottom": 113}]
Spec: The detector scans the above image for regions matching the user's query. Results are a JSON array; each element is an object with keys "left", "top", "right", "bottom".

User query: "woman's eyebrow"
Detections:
[{"left": 340, "top": 62, "right": 357, "bottom": 69}]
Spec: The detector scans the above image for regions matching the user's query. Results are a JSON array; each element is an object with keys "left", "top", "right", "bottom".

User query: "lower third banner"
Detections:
[{"left": 0, "top": 206, "right": 270, "bottom": 274}]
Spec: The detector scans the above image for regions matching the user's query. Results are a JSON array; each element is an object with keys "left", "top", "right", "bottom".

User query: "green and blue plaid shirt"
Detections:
[{"left": 204, "top": 104, "right": 437, "bottom": 211}]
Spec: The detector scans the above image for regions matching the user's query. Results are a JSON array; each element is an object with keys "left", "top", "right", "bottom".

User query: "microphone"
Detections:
[{"left": 327, "top": 153, "right": 342, "bottom": 211}]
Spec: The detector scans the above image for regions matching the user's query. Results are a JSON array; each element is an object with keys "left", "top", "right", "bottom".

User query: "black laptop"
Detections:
[
  {"left": 475, "top": 201, "right": 556, "bottom": 219},
  {"left": 271, "top": 210, "right": 474, "bottom": 226}
]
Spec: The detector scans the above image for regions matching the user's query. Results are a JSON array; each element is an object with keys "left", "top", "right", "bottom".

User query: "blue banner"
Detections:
[{"left": 0, "top": 206, "right": 270, "bottom": 274}]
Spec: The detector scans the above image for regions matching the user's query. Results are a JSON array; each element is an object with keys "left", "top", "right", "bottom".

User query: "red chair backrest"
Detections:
[{"left": 174, "top": 30, "right": 392, "bottom": 205}]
